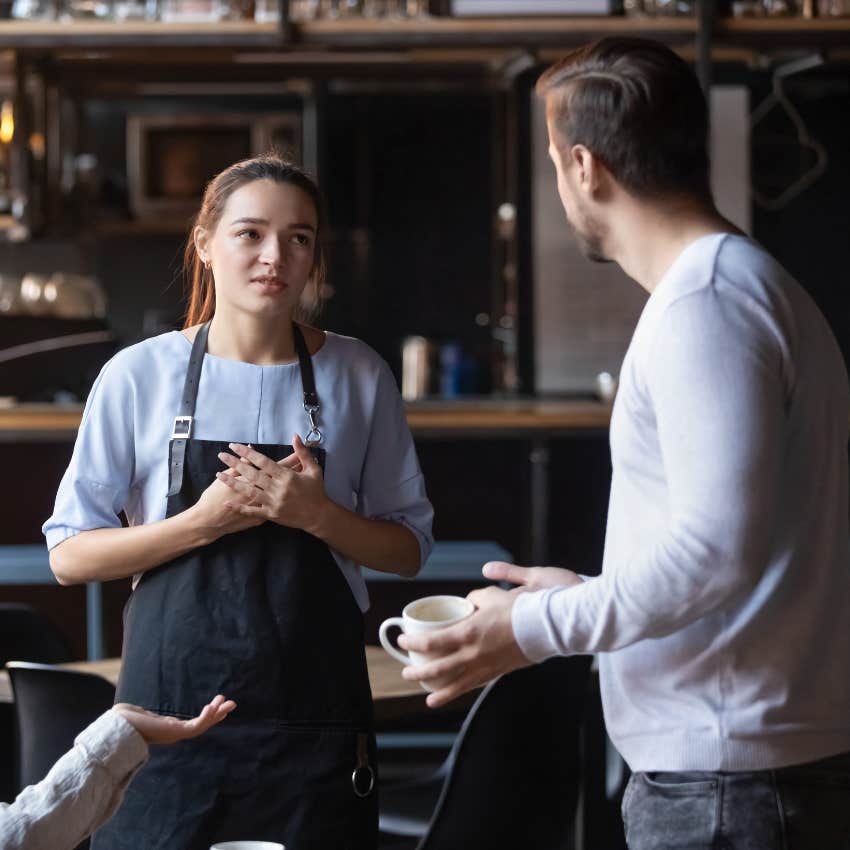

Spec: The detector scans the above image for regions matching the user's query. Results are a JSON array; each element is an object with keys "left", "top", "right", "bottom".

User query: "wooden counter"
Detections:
[
  {"left": 0, "top": 399, "right": 612, "bottom": 442},
  {"left": 0, "top": 404, "right": 84, "bottom": 441},
  {"left": 0, "top": 398, "right": 610, "bottom": 564},
  {"left": 405, "top": 398, "right": 612, "bottom": 436}
]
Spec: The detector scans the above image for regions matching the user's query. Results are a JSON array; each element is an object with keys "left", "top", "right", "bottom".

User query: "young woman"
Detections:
[{"left": 43, "top": 154, "right": 434, "bottom": 850}]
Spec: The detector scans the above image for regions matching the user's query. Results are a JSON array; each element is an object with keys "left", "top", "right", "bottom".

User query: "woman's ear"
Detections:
[{"left": 194, "top": 225, "right": 210, "bottom": 265}]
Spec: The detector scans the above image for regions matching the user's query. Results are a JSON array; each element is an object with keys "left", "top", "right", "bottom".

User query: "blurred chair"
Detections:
[
  {"left": 379, "top": 655, "right": 592, "bottom": 850},
  {"left": 7, "top": 662, "right": 115, "bottom": 790},
  {"left": 0, "top": 603, "right": 74, "bottom": 804},
  {"left": 0, "top": 603, "right": 73, "bottom": 667}
]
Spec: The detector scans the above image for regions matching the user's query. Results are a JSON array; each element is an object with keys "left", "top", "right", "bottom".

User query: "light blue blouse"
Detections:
[{"left": 42, "top": 330, "right": 434, "bottom": 611}]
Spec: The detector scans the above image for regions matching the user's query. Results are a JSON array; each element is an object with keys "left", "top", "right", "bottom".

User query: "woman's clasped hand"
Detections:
[{"left": 215, "top": 432, "right": 328, "bottom": 533}]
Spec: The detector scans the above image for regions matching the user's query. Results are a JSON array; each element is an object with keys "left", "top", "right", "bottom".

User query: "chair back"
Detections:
[
  {"left": 7, "top": 662, "right": 116, "bottom": 790},
  {"left": 420, "top": 655, "right": 591, "bottom": 850},
  {"left": 0, "top": 603, "right": 73, "bottom": 667}
]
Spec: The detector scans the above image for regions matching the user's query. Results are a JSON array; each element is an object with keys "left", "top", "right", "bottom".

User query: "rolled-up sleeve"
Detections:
[
  {"left": 42, "top": 357, "right": 135, "bottom": 550},
  {"left": 358, "top": 362, "right": 434, "bottom": 566}
]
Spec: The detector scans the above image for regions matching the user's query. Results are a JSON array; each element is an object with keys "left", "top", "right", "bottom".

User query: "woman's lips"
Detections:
[{"left": 250, "top": 278, "right": 286, "bottom": 294}]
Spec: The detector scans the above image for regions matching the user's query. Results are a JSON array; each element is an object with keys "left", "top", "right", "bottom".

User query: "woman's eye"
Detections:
[
  {"left": 236, "top": 229, "right": 260, "bottom": 240},
  {"left": 292, "top": 233, "right": 311, "bottom": 247}
]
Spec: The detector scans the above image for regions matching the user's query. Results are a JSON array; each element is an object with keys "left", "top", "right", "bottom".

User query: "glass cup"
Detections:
[
  {"left": 288, "top": 0, "right": 319, "bottom": 18},
  {"left": 11, "top": 0, "right": 55, "bottom": 17},
  {"left": 113, "top": 0, "right": 157, "bottom": 17},
  {"left": 253, "top": 0, "right": 278, "bottom": 19},
  {"left": 159, "top": 0, "right": 220, "bottom": 20}
]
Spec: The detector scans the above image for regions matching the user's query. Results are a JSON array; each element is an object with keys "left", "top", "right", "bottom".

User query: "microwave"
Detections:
[{"left": 126, "top": 111, "right": 302, "bottom": 221}]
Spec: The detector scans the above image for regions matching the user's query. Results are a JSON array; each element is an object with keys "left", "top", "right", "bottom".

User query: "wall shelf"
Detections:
[
  {"left": 0, "top": 20, "right": 282, "bottom": 50},
  {"left": 0, "top": 16, "right": 846, "bottom": 58},
  {"left": 293, "top": 15, "right": 698, "bottom": 49}
]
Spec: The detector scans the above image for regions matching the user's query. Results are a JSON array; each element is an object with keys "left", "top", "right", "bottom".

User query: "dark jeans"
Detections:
[{"left": 622, "top": 751, "right": 850, "bottom": 850}]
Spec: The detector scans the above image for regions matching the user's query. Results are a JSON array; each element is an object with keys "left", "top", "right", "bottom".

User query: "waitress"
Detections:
[{"left": 43, "top": 153, "right": 434, "bottom": 850}]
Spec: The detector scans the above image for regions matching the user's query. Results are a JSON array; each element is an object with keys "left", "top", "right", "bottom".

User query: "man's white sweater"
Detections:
[{"left": 513, "top": 233, "right": 850, "bottom": 771}]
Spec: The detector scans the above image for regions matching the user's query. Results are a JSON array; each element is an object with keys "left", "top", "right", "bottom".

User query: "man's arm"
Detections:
[
  {"left": 401, "top": 287, "right": 785, "bottom": 706},
  {"left": 513, "top": 287, "right": 784, "bottom": 659},
  {"left": 0, "top": 696, "right": 235, "bottom": 850}
]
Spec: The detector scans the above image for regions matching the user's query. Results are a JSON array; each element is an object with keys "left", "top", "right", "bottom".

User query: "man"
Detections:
[
  {"left": 1, "top": 694, "right": 236, "bottom": 850},
  {"left": 400, "top": 37, "right": 850, "bottom": 849}
]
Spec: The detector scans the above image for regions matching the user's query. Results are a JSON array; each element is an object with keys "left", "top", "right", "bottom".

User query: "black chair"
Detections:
[
  {"left": 379, "top": 655, "right": 592, "bottom": 850},
  {"left": 7, "top": 662, "right": 116, "bottom": 790},
  {"left": 0, "top": 603, "right": 74, "bottom": 804},
  {"left": 0, "top": 603, "right": 73, "bottom": 667}
]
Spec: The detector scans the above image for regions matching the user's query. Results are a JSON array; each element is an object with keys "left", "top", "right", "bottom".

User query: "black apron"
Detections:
[{"left": 93, "top": 323, "right": 377, "bottom": 850}]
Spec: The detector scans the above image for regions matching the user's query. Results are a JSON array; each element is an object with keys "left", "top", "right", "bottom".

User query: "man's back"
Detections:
[{"left": 598, "top": 232, "right": 850, "bottom": 770}]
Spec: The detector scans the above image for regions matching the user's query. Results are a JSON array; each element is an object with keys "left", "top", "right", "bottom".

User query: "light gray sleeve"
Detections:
[
  {"left": 42, "top": 355, "right": 136, "bottom": 551},
  {"left": 0, "top": 710, "right": 148, "bottom": 850},
  {"left": 358, "top": 360, "right": 435, "bottom": 566},
  {"left": 513, "top": 286, "right": 786, "bottom": 661}
]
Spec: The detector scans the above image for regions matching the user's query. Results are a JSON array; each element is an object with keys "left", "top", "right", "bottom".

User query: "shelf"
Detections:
[
  {"left": 716, "top": 15, "right": 850, "bottom": 48},
  {"left": 0, "top": 16, "right": 847, "bottom": 55},
  {"left": 293, "top": 15, "right": 698, "bottom": 49},
  {"left": 0, "top": 20, "right": 283, "bottom": 49},
  {"left": 0, "top": 16, "right": 696, "bottom": 53}
]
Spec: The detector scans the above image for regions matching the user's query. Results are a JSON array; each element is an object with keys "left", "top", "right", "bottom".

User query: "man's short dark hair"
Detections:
[{"left": 537, "top": 37, "right": 711, "bottom": 202}]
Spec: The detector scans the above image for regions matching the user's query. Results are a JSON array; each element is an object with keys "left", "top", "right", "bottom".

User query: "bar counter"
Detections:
[
  {"left": 0, "top": 399, "right": 612, "bottom": 442},
  {"left": 0, "top": 398, "right": 613, "bottom": 590}
]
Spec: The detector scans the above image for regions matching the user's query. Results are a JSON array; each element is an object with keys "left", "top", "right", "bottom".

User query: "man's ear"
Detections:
[{"left": 571, "top": 145, "right": 600, "bottom": 194}]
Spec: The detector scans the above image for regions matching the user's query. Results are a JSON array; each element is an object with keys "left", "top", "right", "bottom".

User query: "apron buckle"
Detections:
[{"left": 172, "top": 415, "right": 193, "bottom": 439}]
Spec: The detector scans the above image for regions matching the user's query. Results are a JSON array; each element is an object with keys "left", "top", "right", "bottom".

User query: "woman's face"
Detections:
[{"left": 198, "top": 178, "right": 318, "bottom": 321}]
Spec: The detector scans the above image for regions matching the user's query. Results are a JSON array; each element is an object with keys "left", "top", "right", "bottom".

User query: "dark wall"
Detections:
[
  {"left": 748, "top": 67, "right": 850, "bottom": 367},
  {"left": 308, "top": 91, "right": 495, "bottom": 377}
]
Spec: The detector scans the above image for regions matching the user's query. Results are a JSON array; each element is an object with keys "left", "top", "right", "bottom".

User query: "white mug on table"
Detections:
[{"left": 379, "top": 594, "right": 475, "bottom": 692}]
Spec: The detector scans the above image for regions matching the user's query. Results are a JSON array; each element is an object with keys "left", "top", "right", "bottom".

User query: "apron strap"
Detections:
[
  {"left": 168, "top": 322, "right": 322, "bottom": 498},
  {"left": 293, "top": 323, "right": 323, "bottom": 446},
  {"left": 168, "top": 322, "right": 211, "bottom": 497}
]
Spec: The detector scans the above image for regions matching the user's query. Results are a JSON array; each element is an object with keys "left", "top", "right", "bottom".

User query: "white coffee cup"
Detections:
[
  {"left": 210, "top": 843, "right": 284, "bottom": 850},
  {"left": 379, "top": 594, "right": 475, "bottom": 692}
]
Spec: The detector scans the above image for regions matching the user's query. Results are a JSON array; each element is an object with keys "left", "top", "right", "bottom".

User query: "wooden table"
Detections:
[{"left": 0, "top": 646, "right": 431, "bottom": 725}]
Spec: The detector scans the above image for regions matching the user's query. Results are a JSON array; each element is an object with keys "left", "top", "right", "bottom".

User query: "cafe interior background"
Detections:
[{"left": 0, "top": 0, "right": 848, "bottom": 847}]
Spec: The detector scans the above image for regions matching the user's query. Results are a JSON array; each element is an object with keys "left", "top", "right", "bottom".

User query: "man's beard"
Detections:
[{"left": 569, "top": 209, "right": 612, "bottom": 264}]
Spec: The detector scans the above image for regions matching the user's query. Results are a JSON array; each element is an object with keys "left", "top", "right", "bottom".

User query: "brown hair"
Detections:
[
  {"left": 183, "top": 152, "right": 327, "bottom": 328},
  {"left": 537, "top": 37, "right": 711, "bottom": 202}
]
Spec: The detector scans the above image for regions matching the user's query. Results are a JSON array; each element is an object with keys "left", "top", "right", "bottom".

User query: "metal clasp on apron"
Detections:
[
  {"left": 304, "top": 403, "right": 322, "bottom": 446},
  {"left": 351, "top": 732, "right": 374, "bottom": 798}
]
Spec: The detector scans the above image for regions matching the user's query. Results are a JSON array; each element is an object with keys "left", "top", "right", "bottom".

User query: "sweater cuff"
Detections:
[
  {"left": 512, "top": 589, "right": 562, "bottom": 663},
  {"left": 75, "top": 710, "right": 149, "bottom": 779}
]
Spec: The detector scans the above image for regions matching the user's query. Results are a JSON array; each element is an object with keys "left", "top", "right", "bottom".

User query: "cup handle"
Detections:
[{"left": 379, "top": 617, "right": 411, "bottom": 665}]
